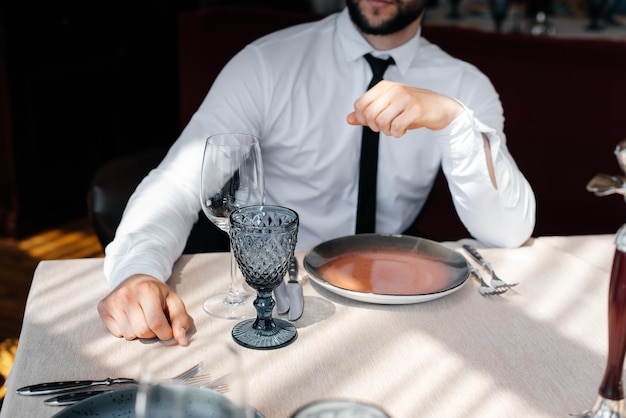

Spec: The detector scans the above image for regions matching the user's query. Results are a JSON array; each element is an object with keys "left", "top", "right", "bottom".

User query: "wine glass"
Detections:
[
  {"left": 229, "top": 205, "right": 299, "bottom": 350},
  {"left": 200, "top": 133, "right": 265, "bottom": 320},
  {"left": 489, "top": 0, "right": 510, "bottom": 32},
  {"left": 135, "top": 343, "right": 255, "bottom": 418},
  {"left": 586, "top": 0, "right": 608, "bottom": 30}
]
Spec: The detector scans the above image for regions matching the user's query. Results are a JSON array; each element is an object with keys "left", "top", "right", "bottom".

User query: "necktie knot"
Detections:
[{"left": 364, "top": 53, "right": 395, "bottom": 90}]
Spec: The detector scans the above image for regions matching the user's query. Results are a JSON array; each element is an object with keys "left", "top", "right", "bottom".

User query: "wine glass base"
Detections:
[
  {"left": 231, "top": 318, "right": 297, "bottom": 350},
  {"left": 202, "top": 293, "right": 255, "bottom": 320}
]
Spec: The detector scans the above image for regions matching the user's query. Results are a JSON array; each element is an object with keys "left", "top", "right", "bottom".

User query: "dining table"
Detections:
[{"left": 0, "top": 233, "right": 622, "bottom": 417}]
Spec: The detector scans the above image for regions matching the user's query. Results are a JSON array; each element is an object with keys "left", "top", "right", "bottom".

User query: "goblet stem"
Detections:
[
  {"left": 250, "top": 289, "right": 277, "bottom": 331},
  {"left": 231, "top": 288, "right": 296, "bottom": 350}
]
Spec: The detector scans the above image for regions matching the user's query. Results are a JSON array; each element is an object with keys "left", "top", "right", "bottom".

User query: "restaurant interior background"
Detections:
[
  {"left": 2, "top": 0, "right": 626, "bottom": 410},
  {"left": 2, "top": 0, "right": 626, "bottom": 241}
]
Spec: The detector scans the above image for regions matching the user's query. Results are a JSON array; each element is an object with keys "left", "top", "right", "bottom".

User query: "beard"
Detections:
[{"left": 346, "top": 0, "right": 425, "bottom": 35}]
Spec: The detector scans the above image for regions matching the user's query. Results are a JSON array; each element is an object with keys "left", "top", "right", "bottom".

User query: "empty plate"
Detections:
[{"left": 303, "top": 234, "right": 469, "bottom": 304}]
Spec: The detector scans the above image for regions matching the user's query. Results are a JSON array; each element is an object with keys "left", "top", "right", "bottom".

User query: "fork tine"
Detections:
[
  {"left": 212, "top": 384, "right": 230, "bottom": 394},
  {"left": 166, "top": 361, "right": 204, "bottom": 383},
  {"left": 185, "top": 373, "right": 214, "bottom": 386},
  {"left": 491, "top": 275, "right": 519, "bottom": 289},
  {"left": 200, "top": 373, "right": 231, "bottom": 394},
  {"left": 469, "top": 266, "right": 507, "bottom": 296}
]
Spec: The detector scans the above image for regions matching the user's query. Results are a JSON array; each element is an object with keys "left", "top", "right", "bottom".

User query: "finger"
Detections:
[
  {"left": 365, "top": 97, "right": 396, "bottom": 133},
  {"left": 375, "top": 102, "right": 411, "bottom": 138},
  {"left": 98, "top": 297, "right": 136, "bottom": 340},
  {"left": 351, "top": 88, "right": 380, "bottom": 126},
  {"left": 165, "top": 294, "right": 192, "bottom": 347},
  {"left": 346, "top": 112, "right": 360, "bottom": 126},
  {"left": 97, "top": 302, "right": 124, "bottom": 338},
  {"left": 138, "top": 294, "right": 174, "bottom": 342},
  {"left": 388, "top": 111, "right": 414, "bottom": 138}
]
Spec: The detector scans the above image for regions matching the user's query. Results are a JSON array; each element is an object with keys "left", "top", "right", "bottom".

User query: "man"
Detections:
[{"left": 97, "top": 0, "right": 536, "bottom": 346}]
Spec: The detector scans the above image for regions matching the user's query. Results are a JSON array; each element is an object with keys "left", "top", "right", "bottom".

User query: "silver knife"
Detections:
[
  {"left": 16, "top": 377, "right": 137, "bottom": 395},
  {"left": 44, "top": 389, "right": 114, "bottom": 406},
  {"left": 274, "top": 280, "right": 290, "bottom": 315},
  {"left": 286, "top": 256, "right": 303, "bottom": 321},
  {"left": 462, "top": 244, "right": 518, "bottom": 288}
]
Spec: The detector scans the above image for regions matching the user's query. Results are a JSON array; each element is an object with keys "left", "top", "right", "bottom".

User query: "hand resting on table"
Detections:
[{"left": 97, "top": 275, "right": 192, "bottom": 346}]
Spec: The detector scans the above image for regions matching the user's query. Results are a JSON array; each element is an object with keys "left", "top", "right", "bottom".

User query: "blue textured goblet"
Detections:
[{"left": 229, "top": 205, "right": 299, "bottom": 350}]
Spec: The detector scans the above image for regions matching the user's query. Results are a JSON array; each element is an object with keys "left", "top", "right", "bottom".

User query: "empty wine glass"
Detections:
[
  {"left": 229, "top": 205, "right": 299, "bottom": 350},
  {"left": 200, "top": 133, "right": 265, "bottom": 320}
]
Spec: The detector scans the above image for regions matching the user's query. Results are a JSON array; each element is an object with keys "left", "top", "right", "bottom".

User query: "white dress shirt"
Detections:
[{"left": 104, "top": 8, "right": 536, "bottom": 289}]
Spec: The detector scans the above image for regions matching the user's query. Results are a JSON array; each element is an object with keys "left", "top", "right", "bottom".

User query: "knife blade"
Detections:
[
  {"left": 286, "top": 255, "right": 303, "bottom": 321},
  {"left": 274, "top": 280, "right": 290, "bottom": 315},
  {"left": 463, "top": 244, "right": 487, "bottom": 267},
  {"left": 44, "top": 389, "right": 114, "bottom": 406},
  {"left": 16, "top": 378, "right": 136, "bottom": 395},
  {"left": 462, "top": 244, "right": 493, "bottom": 272}
]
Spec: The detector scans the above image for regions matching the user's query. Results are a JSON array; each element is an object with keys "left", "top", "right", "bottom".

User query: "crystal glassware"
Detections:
[
  {"left": 229, "top": 205, "right": 299, "bottom": 350},
  {"left": 200, "top": 133, "right": 265, "bottom": 320}
]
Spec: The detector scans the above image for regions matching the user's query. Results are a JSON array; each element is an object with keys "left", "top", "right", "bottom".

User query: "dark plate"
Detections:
[
  {"left": 303, "top": 234, "right": 469, "bottom": 304},
  {"left": 51, "top": 386, "right": 264, "bottom": 418}
]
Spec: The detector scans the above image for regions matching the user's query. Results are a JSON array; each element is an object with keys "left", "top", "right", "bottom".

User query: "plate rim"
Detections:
[
  {"left": 51, "top": 386, "right": 264, "bottom": 418},
  {"left": 303, "top": 233, "right": 469, "bottom": 305}
]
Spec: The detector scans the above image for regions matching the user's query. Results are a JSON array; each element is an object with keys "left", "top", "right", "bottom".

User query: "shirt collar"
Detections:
[{"left": 336, "top": 7, "right": 422, "bottom": 75}]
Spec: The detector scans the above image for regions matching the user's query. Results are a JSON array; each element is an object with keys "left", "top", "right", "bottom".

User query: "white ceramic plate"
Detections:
[
  {"left": 51, "top": 386, "right": 264, "bottom": 418},
  {"left": 303, "top": 234, "right": 469, "bottom": 304}
]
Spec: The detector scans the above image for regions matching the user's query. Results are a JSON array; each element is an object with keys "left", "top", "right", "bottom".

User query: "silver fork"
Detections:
[
  {"left": 462, "top": 244, "right": 519, "bottom": 289},
  {"left": 164, "top": 361, "right": 205, "bottom": 384},
  {"left": 468, "top": 265, "right": 507, "bottom": 296}
]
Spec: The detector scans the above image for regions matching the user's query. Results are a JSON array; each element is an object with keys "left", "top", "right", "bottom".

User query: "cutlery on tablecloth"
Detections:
[
  {"left": 462, "top": 244, "right": 518, "bottom": 289},
  {"left": 42, "top": 373, "right": 225, "bottom": 406},
  {"left": 43, "top": 389, "right": 114, "bottom": 406},
  {"left": 468, "top": 265, "right": 507, "bottom": 296},
  {"left": 286, "top": 255, "right": 304, "bottom": 321},
  {"left": 16, "top": 361, "right": 203, "bottom": 396},
  {"left": 274, "top": 281, "right": 290, "bottom": 315}
]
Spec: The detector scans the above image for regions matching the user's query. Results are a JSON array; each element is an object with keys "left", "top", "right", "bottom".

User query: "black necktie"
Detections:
[{"left": 355, "top": 53, "right": 395, "bottom": 234}]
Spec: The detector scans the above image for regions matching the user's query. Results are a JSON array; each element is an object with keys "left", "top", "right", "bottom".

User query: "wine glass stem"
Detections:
[
  {"left": 599, "top": 248, "right": 626, "bottom": 400},
  {"left": 251, "top": 289, "right": 276, "bottom": 331},
  {"left": 224, "top": 242, "right": 250, "bottom": 304}
]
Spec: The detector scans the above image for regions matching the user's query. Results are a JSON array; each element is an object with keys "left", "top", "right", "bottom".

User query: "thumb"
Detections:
[{"left": 346, "top": 112, "right": 360, "bottom": 126}]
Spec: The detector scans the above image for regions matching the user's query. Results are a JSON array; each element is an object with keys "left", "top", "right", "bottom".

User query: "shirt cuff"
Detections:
[
  {"left": 104, "top": 233, "right": 173, "bottom": 289},
  {"left": 433, "top": 101, "right": 498, "bottom": 157}
]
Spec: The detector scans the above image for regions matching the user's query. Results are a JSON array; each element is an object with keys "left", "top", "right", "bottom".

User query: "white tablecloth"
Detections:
[{"left": 1, "top": 234, "right": 620, "bottom": 417}]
